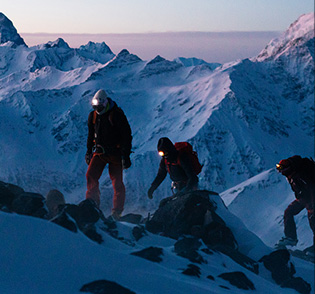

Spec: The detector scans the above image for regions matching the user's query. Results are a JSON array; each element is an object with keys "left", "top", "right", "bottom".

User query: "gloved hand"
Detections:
[
  {"left": 148, "top": 186, "right": 155, "bottom": 199},
  {"left": 122, "top": 155, "right": 131, "bottom": 169},
  {"left": 85, "top": 152, "right": 93, "bottom": 165}
]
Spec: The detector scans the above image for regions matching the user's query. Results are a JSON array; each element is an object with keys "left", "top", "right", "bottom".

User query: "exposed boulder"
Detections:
[
  {"left": 218, "top": 271, "right": 255, "bottom": 290},
  {"left": 146, "top": 190, "right": 237, "bottom": 248},
  {"left": 181, "top": 264, "right": 201, "bottom": 278},
  {"left": 0, "top": 181, "right": 47, "bottom": 218},
  {"left": 120, "top": 213, "right": 144, "bottom": 224},
  {"left": 46, "top": 189, "right": 66, "bottom": 219},
  {"left": 11, "top": 192, "right": 47, "bottom": 218},
  {"left": 146, "top": 190, "right": 259, "bottom": 273},
  {"left": 174, "top": 236, "right": 206, "bottom": 264},
  {"left": 131, "top": 246, "right": 163, "bottom": 263},
  {"left": 51, "top": 199, "right": 106, "bottom": 243},
  {"left": 0, "top": 181, "right": 24, "bottom": 209},
  {"left": 259, "top": 249, "right": 311, "bottom": 294},
  {"left": 132, "top": 225, "right": 146, "bottom": 241},
  {"left": 80, "top": 279, "right": 136, "bottom": 294}
]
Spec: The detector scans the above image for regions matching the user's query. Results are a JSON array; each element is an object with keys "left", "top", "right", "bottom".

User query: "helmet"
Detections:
[
  {"left": 157, "top": 137, "right": 176, "bottom": 158},
  {"left": 92, "top": 89, "right": 108, "bottom": 113},
  {"left": 276, "top": 158, "right": 293, "bottom": 176}
]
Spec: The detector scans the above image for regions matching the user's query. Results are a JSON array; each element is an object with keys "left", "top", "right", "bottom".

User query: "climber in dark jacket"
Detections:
[
  {"left": 148, "top": 137, "right": 198, "bottom": 199},
  {"left": 85, "top": 89, "right": 132, "bottom": 220},
  {"left": 275, "top": 155, "right": 315, "bottom": 253}
]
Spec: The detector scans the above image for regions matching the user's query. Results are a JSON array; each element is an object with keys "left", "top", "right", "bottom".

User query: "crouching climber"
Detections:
[{"left": 148, "top": 137, "right": 202, "bottom": 199}]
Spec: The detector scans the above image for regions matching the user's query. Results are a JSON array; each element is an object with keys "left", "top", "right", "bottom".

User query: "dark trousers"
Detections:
[
  {"left": 284, "top": 199, "right": 314, "bottom": 244},
  {"left": 86, "top": 154, "right": 125, "bottom": 213}
]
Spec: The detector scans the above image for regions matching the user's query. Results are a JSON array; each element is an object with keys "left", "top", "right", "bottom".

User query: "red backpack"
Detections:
[{"left": 165, "top": 142, "right": 203, "bottom": 175}]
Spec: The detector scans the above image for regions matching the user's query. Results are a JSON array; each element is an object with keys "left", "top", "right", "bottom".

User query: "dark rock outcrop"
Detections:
[
  {"left": 132, "top": 225, "right": 146, "bottom": 241},
  {"left": 120, "top": 213, "right": 143, "bottom": 224},
  {"left": 51, "top": 199, "right": 106, "bottom": 243},
  {"left": 0, "top": 181, "right": 24, "bottom": 209},
  {"left": 174, "top": 236, "right": 205, "bottom": 264},
  {"left": 146, "top": 190, "right": 237, "bottom": 248},
  {"left": 218, "top": 271, "right": 255, "bottom": 290},
  {"left": 11, "top": 192, "right": 47, "bottom": 218},
  {"left": 80, "top": 280, "right": 136, "bottom": 294},
  {"left": 259, "top": 249, "right": 311, "bottom": 294},
  {"left": 181, "top": 264, "right": 201, "bottom": 278},
  {"left": 146, "top": 190, "right": 260, "bottom": 273},
  {"left": 131, "top": 246, "right": 163, "bottom": 263},
  {"left": 0, "top": 181, "right": 47, "bottom": 218}
]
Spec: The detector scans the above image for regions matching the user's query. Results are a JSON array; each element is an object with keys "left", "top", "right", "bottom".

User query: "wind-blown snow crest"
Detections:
[{"left": 255, "top": 13, "right": 314, "bottom": 62}]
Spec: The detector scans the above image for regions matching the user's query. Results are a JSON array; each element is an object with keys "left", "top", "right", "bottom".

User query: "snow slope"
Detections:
[
  {"left": 220, "top": 168, "right": 313, "bottom": 250},
  {"left": 0, "top": 194, "right": 313, "bottom": 294}
]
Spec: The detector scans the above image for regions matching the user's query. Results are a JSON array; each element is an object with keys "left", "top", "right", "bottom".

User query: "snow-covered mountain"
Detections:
[
  {"left": 0, "top": 12, "right": 314, "bottom": 245},
  {"left": 0, "top": 12, "right": 26, "bottom": 47}
]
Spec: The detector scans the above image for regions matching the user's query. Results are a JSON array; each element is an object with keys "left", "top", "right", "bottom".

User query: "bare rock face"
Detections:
[
  {"left": 259, "top": 249, "right": 311, "bottom": 294},
  {"left": 146, "top": 190, "right": 238, "bottom": 249},
  {"left": 0, "top": 181, "right": 47, "bottom": 217},
  {"left": 0, "top": 13, "right": 27, "bottom": 46},
  {"left": 218, "top": 271, "right": 255, "bottom": 290},
  {"left": 145, "top": 190, "right": 262, "bottom": 273}
]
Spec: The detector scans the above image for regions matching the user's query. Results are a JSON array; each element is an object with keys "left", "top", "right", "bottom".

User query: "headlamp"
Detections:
[
  {"left": 92, "top": 98, "right": 99, "bottom": 106},
  {"left": 158, "top": 151, "right": 165, "bottom": 157},
  {"left": 276, "top": 164, "right": 283, "bottom": 171}
]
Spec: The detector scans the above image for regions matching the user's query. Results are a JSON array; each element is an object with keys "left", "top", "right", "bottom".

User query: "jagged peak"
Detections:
[
  {"left": 115, "top": 49, "right": 141, "bottom": 62},
  {"left": 79, "top": 41, "right": 113, "bottom": 55},
  {"left": 174, "top": 57, "right": 207, "bottom": 67},
  {"left": 147, "top": 55, "right": 166, "bottom": 65},
  {"left": 175, "top": 57, "right": 221, "bottom": 69},
  {"left": 46, "top": 38, "right": 70, "bottom": 49},
  {"left": 140, "top": 55, "right": 182, "bottom": 78},
  {"left": 116, "top": 49, "right": 130, "bottom": 57},
  {"left": 255, "top": 13, "right": 314, "bottom": 62},
  {"left": 102, "top": 49, "right": 142, "bottom": 70},
  {"left": 0, "top": 12, "right": 27, "bottom": 47},
  {"left": 286, "top": 13, "right": 314, "bottom": 40}
]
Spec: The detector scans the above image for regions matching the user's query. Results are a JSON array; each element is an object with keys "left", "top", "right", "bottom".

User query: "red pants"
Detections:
[
  {"left": 86, "top": 154, "right": 125, "bottom": 213},
  {"left": 284, "top": 199, "right": 314, "bottom": 242}
]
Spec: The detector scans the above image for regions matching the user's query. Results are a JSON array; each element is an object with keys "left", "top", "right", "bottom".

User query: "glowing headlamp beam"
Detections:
[
  {"left": 158, "top": 151, "right": 165, "bottom": 157},
  {"left": 92, "top": 98, "right": 99, "bottom": 106}
]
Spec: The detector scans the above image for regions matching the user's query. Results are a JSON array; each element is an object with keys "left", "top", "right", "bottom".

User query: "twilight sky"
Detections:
[{"left": 1, "top": 0, "right": 313, "bottom": 63}]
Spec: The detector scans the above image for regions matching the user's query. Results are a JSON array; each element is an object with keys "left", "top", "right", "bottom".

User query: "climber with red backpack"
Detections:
[
  {"left": 275, "top": 155, "right": 315, "bottom": 257},
  {"left": 147, "top": 137, "right": 202, "bottom": 199}
]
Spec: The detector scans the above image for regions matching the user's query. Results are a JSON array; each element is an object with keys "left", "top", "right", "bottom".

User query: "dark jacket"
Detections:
[
  {"left": 87, "top": 98, "right": 132, "bottom": 156},
  {"left": 287, "top": 172, "right": 315, "bottom": 213},
  {"left": 150, "top": 152, "right": 198, "bottom": 191}
]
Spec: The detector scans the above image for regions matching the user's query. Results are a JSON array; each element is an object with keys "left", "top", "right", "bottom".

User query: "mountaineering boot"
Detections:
[
  {"left": 110, "top": 210, "right": 122, "bottom": 221},
  {"left": 304, "top": 245, "right": 314, "bottom": 258},
  {"left": 275, "top": 236, "right": 298, "bottom": 248}
]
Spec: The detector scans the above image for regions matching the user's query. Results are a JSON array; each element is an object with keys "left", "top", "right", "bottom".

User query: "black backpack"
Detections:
[{"left": 287, "top": 156, "right": 315, "bottom": 185}]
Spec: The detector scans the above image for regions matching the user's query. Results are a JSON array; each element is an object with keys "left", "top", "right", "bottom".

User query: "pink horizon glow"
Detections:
[{"left": 21, "top": 31, "right": 280, "bottom": 64}]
